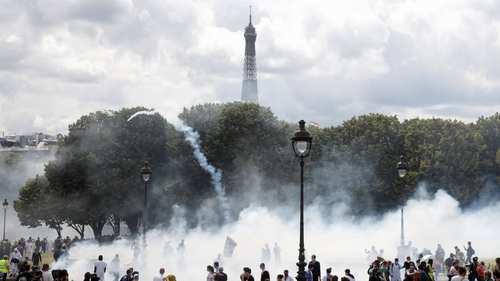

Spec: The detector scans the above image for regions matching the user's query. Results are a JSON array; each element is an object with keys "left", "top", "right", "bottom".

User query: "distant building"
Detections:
[
  {"left": 241, "top": 7, "right": 258, "bottom": 103},
  {"left": 0, "top": 132, "right": 61, "bottom": 153}
]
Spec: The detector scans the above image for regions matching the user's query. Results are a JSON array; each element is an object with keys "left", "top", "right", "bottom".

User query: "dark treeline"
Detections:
[{"left": 13, "top": 102, "right": 500, "bottom": 238}]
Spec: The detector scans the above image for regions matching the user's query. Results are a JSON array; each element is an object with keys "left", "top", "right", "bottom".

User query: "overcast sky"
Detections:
[{"left": 1, "top": 0, "right": 500, "bottom": 134}]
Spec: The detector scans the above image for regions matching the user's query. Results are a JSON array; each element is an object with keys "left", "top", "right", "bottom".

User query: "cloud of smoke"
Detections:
[
  {"left": 0, "top": 152, "right": 58, "bottom": 239},
  {"left": 179, "top": 124, "right": 231, "bottom": 223},
  {"left": 53, "top": 186, "right": 500, "bottom": 281}
]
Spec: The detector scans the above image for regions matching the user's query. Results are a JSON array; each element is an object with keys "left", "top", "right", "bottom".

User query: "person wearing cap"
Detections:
[{"left": 0, "top": 255, "right": 8, "bottom": 281}]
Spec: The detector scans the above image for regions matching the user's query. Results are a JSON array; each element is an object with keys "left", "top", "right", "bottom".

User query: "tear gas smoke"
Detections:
[
  {"left": 54, "top": 187, "right": 500, "bottom": 281},
  {"left": 127, "top": 110, "right": 231, "bottom": 223},
  {"left": 127, "top": 110, "right": 157, "bottom": 122},
  {"left": 180, "top": 124, "right": 231, "bottom": 223}
]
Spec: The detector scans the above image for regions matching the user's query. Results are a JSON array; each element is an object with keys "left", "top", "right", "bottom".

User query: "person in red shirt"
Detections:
[{"left": 477, "top": 262, "right": 486, "bottom": 281}]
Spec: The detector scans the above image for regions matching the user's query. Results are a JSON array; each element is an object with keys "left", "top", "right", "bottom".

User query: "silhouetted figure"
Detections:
[{"left": 309, "top": 255, "right": 321, "bottom": 281}]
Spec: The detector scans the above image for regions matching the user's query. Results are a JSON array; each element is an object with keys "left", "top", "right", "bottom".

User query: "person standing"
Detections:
[
  {"left": 391, "top": 259, "right": 402, "bottom": 281},
  {"left": 468, "top": 257, "right": 479, "bottom": 281},
  {"left": 309, "top": 255, "right": 321, "bottom": 281},
  {"left": 322, "top": 268, "right": 332, "bottom": 281},
  {"left": 260, "top": 263, "right": 270, "bottom": 281},
  {"left": 109, "top": 255, "right": 120, "bottom": 281},
  {"left": 477, "top": 261, "right": 486, "bottom": 281},
  {"left": 464, "top": 242, "right": 475, "bottom": 265},
  {"left": 94, "top": 255, "right": 107, "bottom": 281},
  {"left": 283, "top": 270, "right": 293, "bottom": 281},
  {"left": 32, "top": 249, "right": 42, "bottom": 268},
  {"left": 41, "top": 264, "right": 53, "bottom": 281},
  {"left": 306, "top": 265, "right": 314, "bottom": 281},
  {"left": 207, "top": 265, "right": 215, "bottom": 281},
  {"left": 0, "top": 256, "right": 9, "bottom": 281},
  {"left": 215, "top": 267, "right": 227, "bottom": 281},
  {"left": 153, "top": 268, "right": 165, "bottom": 281},
  {"left": 273, "top": 243, "right": 281, "bottom": 265}
]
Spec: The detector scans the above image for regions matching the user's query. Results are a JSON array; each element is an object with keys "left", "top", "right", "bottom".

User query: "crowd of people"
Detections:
[
  {"left": 366, "top": 242, "right": 500, "bottom": 281},
  {"left": 1, "top": 237, "right": 500, "bottom": 281},
  {"left": 205, "top": 254, "right": 357, "bottom": 281},
  {"left": 0, "top": 236, "right": 81, "bottom": 281}
]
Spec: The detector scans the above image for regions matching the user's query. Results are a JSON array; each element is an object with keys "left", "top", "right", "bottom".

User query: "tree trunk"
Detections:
[
  {"left": 124, "top": 214, "right": 140, "bottom": 237},
  {"left": 90, "top": 220, "right": 106, "bottom": 240}
]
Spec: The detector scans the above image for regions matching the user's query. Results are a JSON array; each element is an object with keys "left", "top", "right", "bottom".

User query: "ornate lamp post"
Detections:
[
  {"left": 396, "top": 155, "right": 408, "bottom": 247},
  {"left": 2, "top": 199, "right": 8, "bottom": 241},
  {"left": 291, "top": 120, "right": 312, "bottom": 281},
  {"left": 140, "top": 161, "right": 152, "bottom": 247}
]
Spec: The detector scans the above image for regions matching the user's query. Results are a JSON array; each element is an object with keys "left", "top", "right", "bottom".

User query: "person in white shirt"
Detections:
[
  {"left": 322, "top": 268, "right": 332, "bottom": 281},
  {"left": 94, "top": 255, "right": 107, "bottom": 281},
  {"left": 42, "top": 264, "right": 53, "bottom": 281},
  {"left": 284, "top": 270, "right": 294, "bottom": 281},
  {"left": 390, "top": 259, "right": 402, "bottom": 281},
  {"left": 153, "top": 268, "right": 165, "bottom": 281}
]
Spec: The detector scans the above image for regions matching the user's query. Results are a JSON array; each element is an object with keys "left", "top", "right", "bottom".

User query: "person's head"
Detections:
[
  {"left": 277, "top": 274, "right": 284, "bottom": 281},
  {"left": 468, "top": 241, "right": 471, "bottom": 246},
  {"left": 428, "top": 259, "right": 433, "bottom": 266},
  {"left": 244, "top": 267, "right": 252, "bottom": 277},
  {"left": 312, "top": 255, "right": 316, "bottom": 261},
  {"left": 126, "top": 268, "right": 134, "bottom": 276},
  {"left": 132, "top": 273, "right": 139, "bottom": 281},
  {"left": 450, "top": 253, "right": 455, "bottom": 258},
  {"left": 159, "top": 268, "right": 165, "bottom": 275},
  {"left": 284, "top": 270, "right": 289, "bottom": 277},
  {"left": 458, "top": 267, "right": 467, "bottom": 276},
  {"left": 496, "top": 258, "right": 500, "bottom": 265},
  {"left": 218, "top": 267, "right": 224, "bottom": 273},
  {"left": 326, "top": 268, "right": 332, "bottom": 274},
  {"left": 345, "top": 269, "right": 350, "bottom": 275},
  {"left": 42, "top": 264, "right": 50, "bottom": 272},
  {"left": 98, "top": 255, "right": 103, "bottom": 261},
  {"left": 84, "top": 272, "right": 92, "bottom": 280},
  {"left": 473, "top": 257, "right": 478, "bottom": 263},
  {"left": 214, "top": 262, "right": 219, "bottom": 268},
  {"left": 406, "top": 256, "right": 411, "bottom": 261},
  {"left": 332, "top": 276, "right": 338, "bottom": 281},
  {"left": 166, "top": 275, "right": 176, "bottom": 281},
  {"left": 207, "top": 265, "right": 214, "bottom": 273},
  {"left": 260, "top": 263, "right": 266, "bottom": 270},
  {"left": 115, "top": 254, "right": 119, "bottom": 259},
  {"left": 395, "top": 258, "right": 399, "bottom": 263},
  {"left": 418, "top": 262, "right": 426, "bottom": 271},
  {"left": 453, "top": 260, "right": 459, "bottom": 267}
]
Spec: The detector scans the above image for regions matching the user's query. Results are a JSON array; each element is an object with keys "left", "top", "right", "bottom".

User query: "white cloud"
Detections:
[{"left": 1, "top": 0, "right": 500, "bottom": 134}]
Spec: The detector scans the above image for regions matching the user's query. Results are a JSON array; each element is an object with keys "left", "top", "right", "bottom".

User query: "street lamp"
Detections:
[
  {"left": 2, "top": 199, "right": 8, "bottom": 241},
  {"left": 396, "top": 155, "right": 408, "bottom": 249},
  {"left": 397, "top": 155, "right": 408, "bottom": 178},
  {"left": 140, "top": 161, "right": 152, "bottom": 247},
  {"left": 291, "top": 120, "right": 312, "bottom": 281}
]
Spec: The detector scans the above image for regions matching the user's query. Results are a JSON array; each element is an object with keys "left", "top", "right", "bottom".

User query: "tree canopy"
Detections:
[{"left": 15, "top": 103, "right": 500, "bottom": 236}]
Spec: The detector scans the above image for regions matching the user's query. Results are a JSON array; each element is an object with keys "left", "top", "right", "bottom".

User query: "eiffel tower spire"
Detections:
[{"left": 241, "top": 6, "right": 258, "bottom": 103}]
